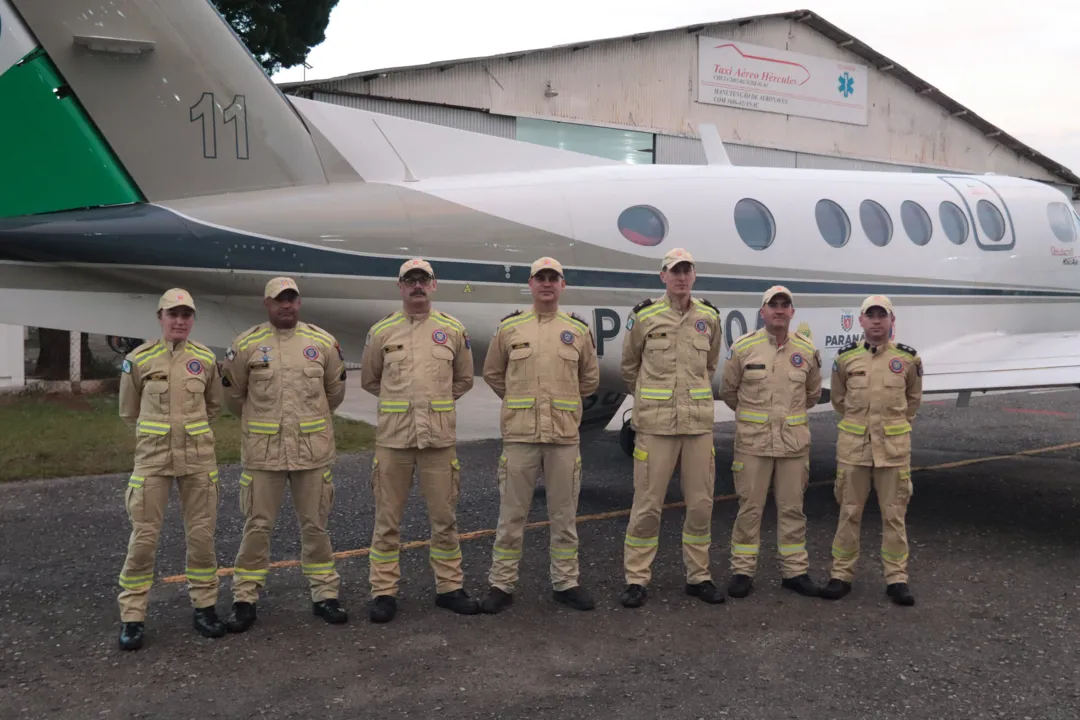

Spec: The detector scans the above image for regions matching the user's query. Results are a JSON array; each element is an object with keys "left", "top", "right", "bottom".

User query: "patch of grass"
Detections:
[{"left": 0, "top": 391, "right": 374, "bottom": 482}]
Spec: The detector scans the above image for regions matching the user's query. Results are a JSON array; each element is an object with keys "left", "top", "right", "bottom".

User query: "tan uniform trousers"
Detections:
[
  {"left": 368, "top": 446, "right": 463, "bottom": 596},
  {"left": 117, "top": 471, "right": 220, "bottom": 622},
  {"left": 231, "top": 467, "right": 339, "bottom": 603},
  {"left": 830, "top": 463, "right": 913, "bottom": 584},
  {"left": 624, "top": 433, "right": 715, "bottom": 586},
  {"left": 729, "top": 454, "right": 810, "bottom": 578},
  {"left": 489, "top": 442, "right": 582, "bottom": 593}
]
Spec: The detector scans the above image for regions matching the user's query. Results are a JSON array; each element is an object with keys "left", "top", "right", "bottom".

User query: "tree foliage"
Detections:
[{"left": 211, "top": 0, "right": 340, "bottom": 75}]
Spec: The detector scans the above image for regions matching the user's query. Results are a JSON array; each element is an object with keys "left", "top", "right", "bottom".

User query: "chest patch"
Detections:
[
  {"left": 890, "top": 358, "right": 905, "bottom": 374},
  {"left": 790, "top": 353, "right": 805, "bottom": 368},
  {"left": 186, "top": 359, "right": 203, "bottom": 375},
  {"left": 432, "top": 329, "right": 448, "bottom": 345},
  {"left": 257, "top": 345, "right": 273, "bottom": 364},
  {"left": 303, "top": 345, "right": 320, "bottom": 361},
  {"left": 695, "top": 319, "right": 707, "bottom": 333},
  {"left": 560, "top": 330, "right": 575, "bottom": 345}
]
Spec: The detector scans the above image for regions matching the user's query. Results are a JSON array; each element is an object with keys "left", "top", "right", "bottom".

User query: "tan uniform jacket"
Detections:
[
  {"left": 831, "top": 340, "right": 923, "bottom": 467},
  {"left": 119, "top": 338, "right": 223, "bottom": 476},
  {"left": 720, "top": 328, "right": 823, "bottom": 458},
  {"left": 483, "top": 309, "right": 600, "bottom": 445},
  {"left": 220, "top": 321, "right": 347, "bottom": 471},
  {"left": 360, "top": 308, "right": 474, "bottom": 450},
  {"left": 620, "top": 295, "right": 722, "bottom": 436}
]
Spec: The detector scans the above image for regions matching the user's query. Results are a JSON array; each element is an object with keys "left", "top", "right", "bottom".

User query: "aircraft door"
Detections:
[{"left": 939, "top": 176, "right": 1016, "bottom": 251}]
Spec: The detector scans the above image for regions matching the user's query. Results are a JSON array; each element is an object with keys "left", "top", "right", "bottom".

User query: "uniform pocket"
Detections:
[
  {"left": 303, "top": 366, "right": 324, "bottom": 399},
  {"left": 299, "top": 417, "right": 332, "bottom": 464},
  {"left": 496, "top": 453, "right": 507, "bottom": 493},
  {"left": 143, "top": 379, "right": 170, "bottom": 415},
  {"left": 450, "top": 458, "right": 461, "bottom": 505},
  {"left": 239, "top": 471, "right": 254, "bottom": 517},
  {"left": 125, "top": 476, "right": 146, "bottom": 524},
  {"left": 320, "top": 468, "right": 335, "bottom": 519},
  {"left": 833, "top": 467, "right": 845, "bottom": 505}
]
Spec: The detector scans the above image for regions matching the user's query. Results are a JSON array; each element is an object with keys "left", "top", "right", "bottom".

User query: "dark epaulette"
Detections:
[
  {"left": 568, "top": 311, "right": 589, "bottom": 327},
  {"left": 631, "top": 298, "right": 654, "bottom": 315},
  {"left": 838, "top": 340, "right": 860, "bottom": 354},
  {"left": 896, "top": 343, "right": 917, "bottom": 356},
  {"left": 500, "top": 309, "right": 523, "bottom": 322},
  {"left": 699, "top": 298, "right": 720, "bottom": 313}
]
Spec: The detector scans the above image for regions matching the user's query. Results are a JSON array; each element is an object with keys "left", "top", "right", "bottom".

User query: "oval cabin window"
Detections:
[
  {"left": 1047, "top": 202, "right": 1076, "bottom": 243},
  {"left": 859, "top": 199, "right": 893, "bottom": 247},
  {"left": 617, "top": 205, "right": 668, "bottom": 246},
  {"left": 976, "top": 199, "right": 1006, "bottom": 242},
  {"left": 734, "top": 198, "right": 775, "bottom": 251},
  {"left": 901, "top": 201, "right": 932, "bottom": 246},
  {"left": 815, "top": 199, "right": 850, "bottom": 248},
  {"left": 939, "top": 201, "right": 968, "bottom": 245}
]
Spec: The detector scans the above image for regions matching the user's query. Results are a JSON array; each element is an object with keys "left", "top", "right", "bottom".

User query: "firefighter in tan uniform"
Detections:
[
  {"left": 479, "top": 256, "right": 600, "bottom": 614},
  {"left": 115, "top": 289, "right": 226, "bottom": 651},
  {"left": 821, "top": 295, "right": 922, "bottom": 606},
  {"left": 220, "top": 277, "right": 349, "bottom": 632},
  {"left": 619, "top": 248, "right": 725, "bottom": 608},
  {"left": 360, "top": 258, "right": 479, "bottom": 623},
  {"left": 720, "top": 286, "right": 823, "bottom": 599}
]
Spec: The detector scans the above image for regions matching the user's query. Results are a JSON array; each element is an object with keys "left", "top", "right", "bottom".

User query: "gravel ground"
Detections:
[{"left": 2, "top": 389, "right": 1079, "bottom": 719}]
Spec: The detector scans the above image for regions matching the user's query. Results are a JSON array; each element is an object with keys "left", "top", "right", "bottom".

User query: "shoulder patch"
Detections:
[
  {"left": 121, "top": 358, "right": 132, "bottom": 374},
  {"left": 500, "top": 309, "right": 523, "bottom": 323},
  {"left": 838, "top": 340, "right": 860, "bottom": 354},
  {"left": 568, "top": 311, "right": 589, "bottom": 327},
  {"left": 897, "top": 343, "right": 917, "bottom": 356},
  {"left": 631, "top": 298, "right": 654, "bottom": 315}
]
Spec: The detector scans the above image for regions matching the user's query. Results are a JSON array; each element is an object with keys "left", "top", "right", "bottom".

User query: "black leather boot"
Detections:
[
  {"left": 225, "top": 602, "right": 257, "bottom": 633},
  {"left": 119, "top": 622, "right": 144, "bottom": 651},
  {"left": 436, "top": 589, "right": 480, "bottom": 615},
  {"left": 313, "top": 598, "right": 348, "bottom": 624},
  {"left": 480, "top": 587, "right": 513, "bottom": 614},
  {"left": 369, "top": 595, "right": 397, "bottom": 623},
  {"left": 781, "top": 573, "right": 821, "bottom": 597},
  {"left": 886, "top": 582, "right": 915, "bottom": 606},
  {"left": 193, "top": 606, "right": 226, "bottom": 638}
]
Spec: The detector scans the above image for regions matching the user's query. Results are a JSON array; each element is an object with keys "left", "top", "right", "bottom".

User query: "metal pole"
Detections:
[{"left": 69, "top": 330, "right": 81, "bottom": 385}]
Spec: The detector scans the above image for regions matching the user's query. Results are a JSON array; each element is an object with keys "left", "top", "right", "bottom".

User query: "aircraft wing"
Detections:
[{"left": 918, "top": 331, "right": 1080, "bottom": 393}]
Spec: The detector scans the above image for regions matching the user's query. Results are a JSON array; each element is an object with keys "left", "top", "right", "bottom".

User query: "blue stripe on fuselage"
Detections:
[{"left": 0, "top": 203, "right": 1077, "bottom": 298}]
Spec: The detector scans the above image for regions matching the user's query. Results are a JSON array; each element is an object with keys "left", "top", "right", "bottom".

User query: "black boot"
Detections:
[
  {"left": 369, "top": 595, "right": 397, "bottom": 624},
  {"left": 727, "top": 574, "right": 754, "bottom": 598},
  {"left": 436, "top": 589, "right": 480, "bottom": 615},
  {"left": 480, "top": 587, "right": 513, "bottom": 614},
  {"left": 119, "top": 622, "right": 144, "bottom": 651},
  {"left": 313, "top": 598, "right": 349, "bottom": 624},
  {"left": 886, "top": 582, "right": 915, "bottom": 606},
  {"left": 781, "top": 573, "right": 821, "bottom": 597},
  {"left": 820, "top": 579, "right": 852, "bottom": 600},
  {"left": 225, "top": 602, "right": 257, "bottom": 633},
  {"left": 685, "top": 580, "right": 726, "bottom": 604},
  {"left": 619, "top": 583, "right": 647, "bottom": 609},
  {"left": 553, "top": 585, "right": 596, "bottom": 611},
  {"left": 193, "top": 606, "right": 226, "bottom": 638}
]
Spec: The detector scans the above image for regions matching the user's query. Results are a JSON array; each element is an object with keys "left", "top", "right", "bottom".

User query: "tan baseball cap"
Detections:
[
  {"left": 264, "top": 276, "right": 300, "bottom": 299},
  {"left": 661, "top": 247, "right": 694, "bottom": 271},
  {"left": 530, "top": 256, "right": 564, "bottom": 278},
  {"left": 158, "top": 288, "right": 195, "bottom": 311},
  {"left": 761, "top": 285, "right": 793, "bottom": 306},
  {"left": 398, "top": 258, "right": 435, "bottom": 280},
  {"left": 860, "top": 294, "right": 894, "bottom": 314}
]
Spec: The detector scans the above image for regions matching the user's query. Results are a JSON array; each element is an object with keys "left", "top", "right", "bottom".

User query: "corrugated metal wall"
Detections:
[
  {"left": 656, "top": 134, "right": 928, "bottom": 172},
  {"left": 310, "top": 92, "right": 514, "bottom": 138}
]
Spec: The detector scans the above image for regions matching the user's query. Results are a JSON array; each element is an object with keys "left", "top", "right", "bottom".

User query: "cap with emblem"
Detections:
[
  {"left": 529, "top": 256, "right": 564, "bottom": 278},
  {"left": 398, "top": 258, "right": 435, "bottom": 280},
  {"left": 661, "top": 247, "right": 694, "bottom": 271},
  {"left": 265, "top": 276, "right": 300, "bottom": 299},
  {"left": 158, "top": 288, "right": 195, "bottom": 312},
  {"left": 761, "top": 285, "right": 793, "bottom": 306},
  {"left": 860, "top": 294, "right": 894, "bottom": 315}
]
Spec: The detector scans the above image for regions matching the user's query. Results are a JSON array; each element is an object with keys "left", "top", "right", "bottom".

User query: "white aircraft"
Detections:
[{"left": 2, "top": 0, "right": 1079, "bottom": 449}]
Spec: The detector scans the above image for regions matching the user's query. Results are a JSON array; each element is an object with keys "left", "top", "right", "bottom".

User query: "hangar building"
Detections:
[{"left": 278, "top": 9, "right": 1080, "bottom": 209}]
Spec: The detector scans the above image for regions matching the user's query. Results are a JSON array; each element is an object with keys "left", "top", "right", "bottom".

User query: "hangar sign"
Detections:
[{"left": 696, "top": 37, "right": 869, "bottom": 126}]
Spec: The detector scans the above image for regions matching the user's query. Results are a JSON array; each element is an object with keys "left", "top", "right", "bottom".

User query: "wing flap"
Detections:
[{"left": 919, "top": 331, "right": 1080, "bottom": 393}]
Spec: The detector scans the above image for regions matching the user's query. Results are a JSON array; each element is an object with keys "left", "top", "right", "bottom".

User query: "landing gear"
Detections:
[
  {"left": 619, "top": 409, "right": 636, "bottom": 458},
  {"left": 107, "top": 336, "right": 143, "bottom": 355}
]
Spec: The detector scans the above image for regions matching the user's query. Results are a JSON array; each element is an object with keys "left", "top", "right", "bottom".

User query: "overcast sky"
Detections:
[{"left": 272, "top": 0, "right": 1080, "bottom": 176}]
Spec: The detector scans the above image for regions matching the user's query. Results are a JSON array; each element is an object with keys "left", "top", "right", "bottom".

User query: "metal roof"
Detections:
[{"left": 278, "top": 9, "right": 1080, "bottom": 192}]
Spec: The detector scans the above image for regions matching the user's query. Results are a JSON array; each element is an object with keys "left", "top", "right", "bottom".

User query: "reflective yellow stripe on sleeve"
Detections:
[
  {"left": 737, "top": 411, "right": 768, "bottom": 424},
  {"left": 884, "top": 422, "right": 912, "bottom": 436},
  {"left": 246, "top": 421, "right": 281, "bottom": 434},
  {"left": 378, "top": 401, "right": 410, "bottom": 413},
  {"left": 639, "top": 388, "right": 673, "bottom": 400},
  {"left": 689, "top": 387, "right": 713, "bottom": 400},
  {"left": 505, "top": 397, "right": 535, "bottom": 409},
  {"left": 137, "top": 421, "right": 170, "bottom": 436},
  {"left": 300, "top": 419, "right": 327, "bottom": 433},
  {"left": 431, "top": 399, "right": 455, "bottom": 412},
  {"left": 184, "top": 420, "right": 210, "bottom": 436},
  {"left": 837, "top": 420, "right": 867, "bottom": 435},
  {"left": 552, "top": 399, "right": 580, "bottom": 411},
  {"left": 785, "top": 414, "right": 808, "bottom": 426}
]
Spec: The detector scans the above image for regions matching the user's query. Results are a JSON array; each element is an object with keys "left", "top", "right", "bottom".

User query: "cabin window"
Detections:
[
  {"left": 734, "top": 198, "right": 775, "bottom": 251},
  {"left": 939, "top": 201, "right": 968, "bottom": 245},
  {"left": 1047, "top": 202, "right": 1076, "bottom": 243},
  {"left": 976, "top": 199, "right": 1006, "bottom": 242},
  {"left": 900, "top": 201, "right": 932, "bottom": 246},
  {"left": 859, "top": 199, "right": 893, "bottom": 247},
  {"left": 617, "top": 205, "right": 668, "bottom": 246},
  {"left": 815, "top": 199, "right": 850, "bottom": 248}
]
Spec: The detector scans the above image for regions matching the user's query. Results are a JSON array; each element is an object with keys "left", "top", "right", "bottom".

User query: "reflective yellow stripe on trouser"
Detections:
[
  {"left": 117, "top": 472, "right": 220, "bottom": 622},
  {"left": 231, "top": 466, "right": 340, "bottom": 603},
  {"left": 623, "top": 433, "right": 716, "bottom": 586},
  {"left": 829, "top": 464, "right": 913, "bottom": 584},
  {"left": 489, "top": 443, "right": 582, "bottom": 593},
  {"left": 369, "top": 446, "right": 465, "bottom": 596},
  {"left": 729, "top": 454, "right": 811, "bottom": 578}
]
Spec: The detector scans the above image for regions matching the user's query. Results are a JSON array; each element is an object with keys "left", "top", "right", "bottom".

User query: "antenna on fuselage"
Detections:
[
  {"left": 696, "top": 123, "right": 732, "bottom": 166},
  {"left": 371, "top": 118, "right": 420, "bottom": 182}
]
